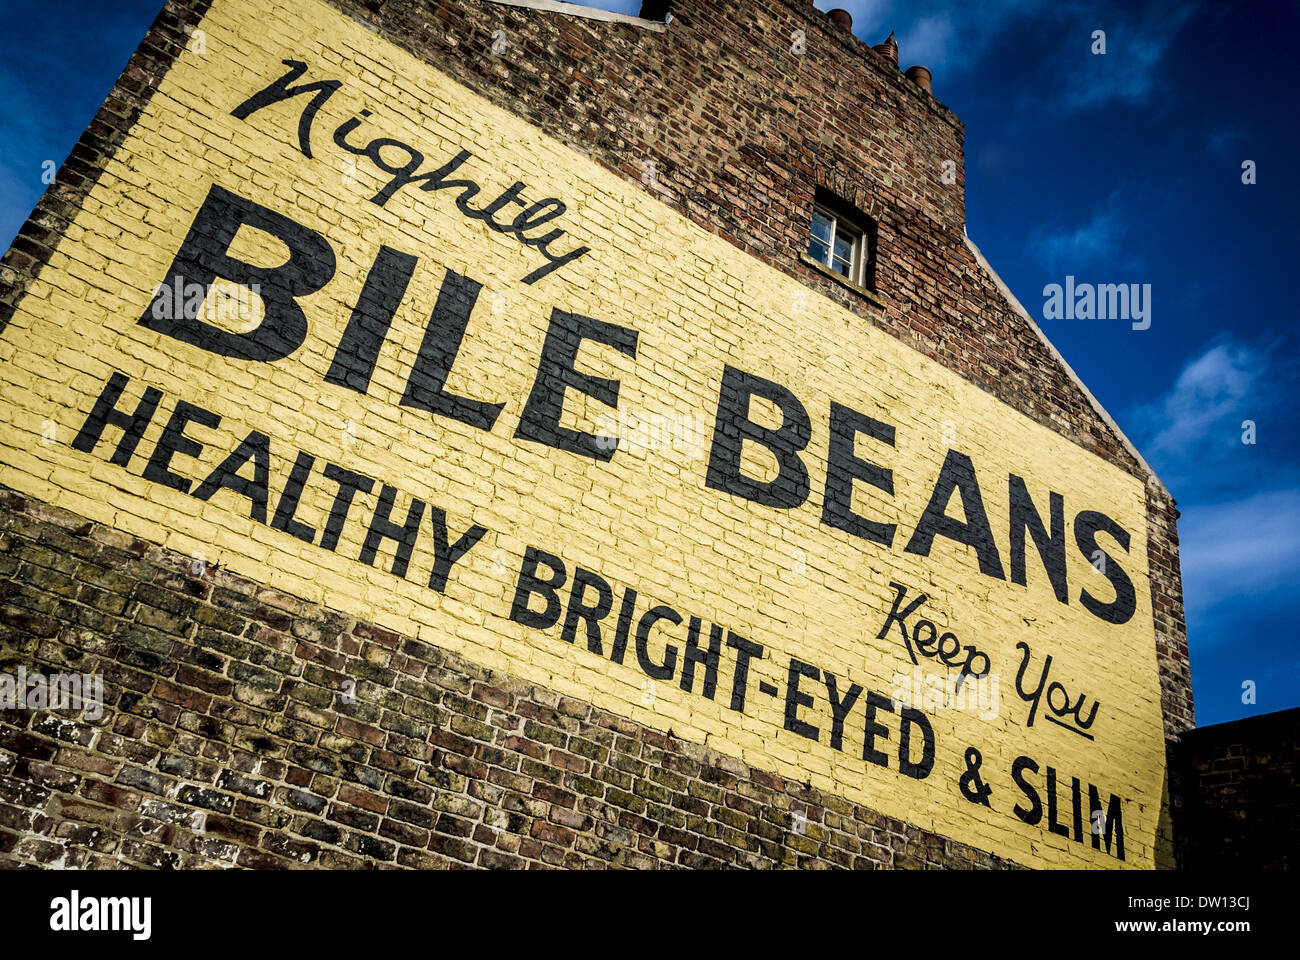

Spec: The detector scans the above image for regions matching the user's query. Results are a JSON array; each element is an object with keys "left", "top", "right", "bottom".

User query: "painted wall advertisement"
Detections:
[{"left": 0, "top": 0, "right": 1170, "bottom": 866}]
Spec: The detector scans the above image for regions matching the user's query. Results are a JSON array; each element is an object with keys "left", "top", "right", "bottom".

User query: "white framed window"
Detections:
[{"left": 807, "top": 203, "right": 873, "bottom": 289}]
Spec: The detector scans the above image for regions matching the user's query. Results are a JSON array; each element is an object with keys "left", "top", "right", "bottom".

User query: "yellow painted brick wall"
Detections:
[{"left": 0, "top": 0, "right": 1167, "bottom": 867}]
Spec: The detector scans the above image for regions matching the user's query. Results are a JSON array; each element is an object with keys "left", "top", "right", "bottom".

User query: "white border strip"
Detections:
[
  {"left": 477, "top": 0, "right": 669, "bottom": 30},
  {"left": 963, "top": 230, "right": 1169, "bottom": 496}
]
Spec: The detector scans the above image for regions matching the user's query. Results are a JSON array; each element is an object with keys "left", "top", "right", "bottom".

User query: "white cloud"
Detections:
[
  {"left": 1134, "top": 341, "right": 1268, "bottom": 461},
  {"left": 1178, "top": 488, "right": 1300, "bottom": 618},
  {"left": 896, "top": 14, "right": 955, "bottom": 68},
  {"left": 1207, "top": 124, "right": 1245, "bottom": 158},
  {"left": 1060, "top": 4, "right": 1197, "bottom": 110},
  {"left": 1029, "top": 189, "right": 1128, "bottom": 272}
]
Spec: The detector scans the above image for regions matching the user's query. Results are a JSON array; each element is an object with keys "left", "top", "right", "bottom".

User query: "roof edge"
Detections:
[
  {"left": 962, "top": 231, "right": 1171, "bottom": 500},
  {"left": 478, "top": 0, "right": 669, "bottom": 30}
]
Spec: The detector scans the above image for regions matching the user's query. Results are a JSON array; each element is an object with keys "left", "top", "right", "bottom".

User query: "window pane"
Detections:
[
  {"left": 833, "top": 231, "right": 854, "bottom": 263},
  {"left": 831, "top": 254, "right": 853, "bottom": 277},
  {"left": 807, "top": 237, "right": 830, "bottom": 264},
  {"left": 810, "top": 210, "right": 833, "bottom": 243}
]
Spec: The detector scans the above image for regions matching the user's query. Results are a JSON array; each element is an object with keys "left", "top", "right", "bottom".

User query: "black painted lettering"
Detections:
[
  {"left": 725, "top": 632, "right": 763, "bottom": 712},
  {"left": 359, "top": 485, "right": 425, "bottom": 578},
  {"left": 861, "top": 691, "right": 893, "bottom": 767},
  {"left": 912, "top": 619, "right": 938, "bottom": 658},
  {"left": 1009, "top": 474, "right": 1068, "bottom": 604},
  {"left": 784, "top": 658, "right": 820, "bottom": 741},
  {"left": 192, "top": 430, "right": 272, "bottom": 522},
  {"left": 408, "top": 149, "right": 476, "bottom": 203},
  {"left": 1012, "top": 755, "right": 1042, "bottom": 825},
  {"left": 876, "top": 581, "right": 928, "bottom": 661},
  {"left": 904, "top": 450, "right": 1006, "bottom": 579},
  {"left": 72, "top": 372, "right": 162, "bottom": 467},
  {"left": 400, "top": 268, "right": 505, "bottom": 431},
  {"left": 470, "top": 181, "right": 529, "bottom": 231},
  {"left": 823, "top": 671, "right": 862, "bottom": 752},
  {"left": 324, "top": 245, "right": 418, "bottom": 394},
  {"left": 143, "top": 401, "right": 221, "bottom": 493},
  {"left": 609, "top": 587, "right": 638, "bottom": 665},
  {"left": 1047, "top": 766, "right": 1070, "bottom": 838},
  {"left": 230, "top": 59, "right": 341, "bottom": 158},
  {"left": 1075, "top": 510, "right": 1136, "bottom": 625},
  {"left": 1089, "top": 785, "right": 1125, "bottom": 861},
  {"left": 561, "top": 567, "right": 614, "bottom": 654},
  {"left": 635, "top": 605, "right": 681, "bottom": 680},
  {"left": 898, "top": 706, "right": 935, "bottom": 779},
  {"left": 680, "top": 619, "right": 722, "bottom": 699},
  {"left": 515, "top": 309, "right": 638, "bottom": 460},
  {"left": 270, "top": 450, "right": 317, "bottom": 543},
  {"left": 427, "top": 507, "right": 488, "bottom": 593},
  {"left": 139, "top": 185, "right": 335, "bottom": 362},
  {"left": 1014, "top": 641, "right": 1050, "bottom": 728},
  {"left": 509, "top": 546, "right": 566, "bottom": 630},
  {"left": 822, "top": 401, "right": 896, "bottom": 546},
  {"left": 319, "top": 463, "right": 374, "bottom": 552},
  {"left": 1071, "top": 777, "right": 1083, "bottom": 843},
  {"left": 705, "top": 365, "right": 811, "bottom": 509}
]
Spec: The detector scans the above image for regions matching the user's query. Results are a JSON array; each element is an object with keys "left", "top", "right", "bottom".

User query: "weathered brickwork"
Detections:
[{"left": 0, "top": 0, "right": 1192, "bottom": 869}]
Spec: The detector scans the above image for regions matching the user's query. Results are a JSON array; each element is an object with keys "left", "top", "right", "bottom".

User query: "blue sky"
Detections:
[{"left": 1, "top": 0, "right": 1296, "bottom": 727}]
